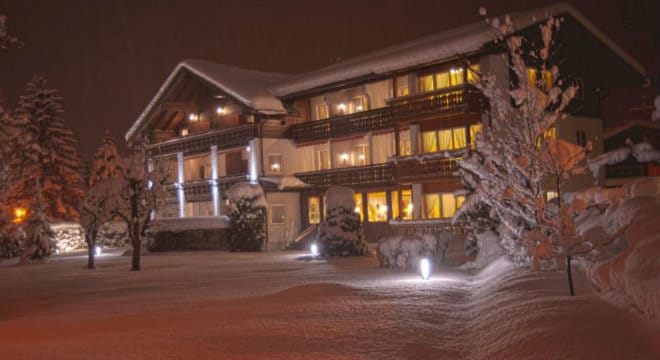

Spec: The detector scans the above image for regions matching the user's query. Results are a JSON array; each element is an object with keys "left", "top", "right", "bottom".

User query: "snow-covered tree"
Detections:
[
  {"left": 317, "top": 186, "right": 369, "bottom": 256},
  {"left": 227, "top": 182, "right": 268, "bottom": 251},
  {"left": 0, "top": 13, "right": 21, "bottom": 50},
  {"left": 89, "top": 131, "right": 124, "bottom": 186},
  {"left": 81, "top": 178, "right": 122, "bottom": 269},
  {"left": 7, "top": 75, "right": 84, "bottom": 222},
  {"left": 20, "top": 179, "right": 56, "bottom": 261},
  {"left": 110, "top": 142, "right": 170, "bottom": 270},
  {"left": 455, "top": 13, "right": 588, "bottom": 271}
]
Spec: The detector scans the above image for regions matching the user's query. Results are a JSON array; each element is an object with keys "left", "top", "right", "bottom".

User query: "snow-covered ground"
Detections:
[{"left": 1, "top": 251, "right": 658, "bottom": 359}]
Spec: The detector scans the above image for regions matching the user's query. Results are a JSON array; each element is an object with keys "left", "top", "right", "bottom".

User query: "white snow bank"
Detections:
[
  {"left": 579, "top": 195, "right": 660, "bottom": 327},
  {"left": 260, "top": 176, "right": 311, "bottom": 190},
  {"left": 459, "top": 230, "right": 503, "bottom": 270}
]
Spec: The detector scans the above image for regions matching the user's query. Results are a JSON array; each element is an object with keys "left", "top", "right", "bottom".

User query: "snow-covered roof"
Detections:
[
  {"left": 272, "top": 2, "right": 645, "bottom": 97},
  {"left": 602, "top": 120, "right": 660, "bottom": 140},
  {"left": 126, "top": 60, "right": 291, "bottom": 142},
  {"left": 260, "top": 176, "right": 312, "bottom": 191},
  {"left": 127, "top": 3, "right": 645, "bottom": 142}
]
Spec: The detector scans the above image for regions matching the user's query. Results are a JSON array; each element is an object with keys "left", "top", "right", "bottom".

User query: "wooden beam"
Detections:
[{"left": 160, "top": 101, "right": 197, "bottom": 113}]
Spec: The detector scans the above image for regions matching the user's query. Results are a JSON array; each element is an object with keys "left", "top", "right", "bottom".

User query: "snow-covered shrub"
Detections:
[
  {"left": 0, "top": 223, "right": 21, "bottom": 259},
  {"left": 317, "top": 186, "right": 368, "bottom": 256},
  {"left": 578, "top": 195, "right": 660, "bottom": 327},
  {"left": 459, "top": 230, "right": 503, "bottom": 270},
  {"left": 51, "top": 222, "right": 85, "bottom": 252},
  {"left": 97, "top": 221, "right": 129, "bottom": 247},
  {"left": 376, "top": 232, "right": 449, "bottom": 269},
  {"left": 227, "top": 182, "right": 267, "bottom": 252}
]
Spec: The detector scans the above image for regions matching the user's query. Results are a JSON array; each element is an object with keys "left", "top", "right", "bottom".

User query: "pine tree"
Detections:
[
  {"left": 89, "top": 131, "right": 124, "bottom": 186},
  {"left": 0, "top": 13, "right": 22, "bottom": 51},
  {"left": 317, "top": 186, "right": 369, "bottom": 256},
  {"left": 8, "top": 75, "right": 84, "bottom": 222},
  {"left": 227, "top": 183, "right": 268, "bottom": 252}
]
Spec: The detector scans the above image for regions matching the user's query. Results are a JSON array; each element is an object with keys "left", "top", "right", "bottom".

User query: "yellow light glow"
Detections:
[
  {"left": 216, "top": 106, "right": 224, "bottom": 114},
  {"left": 340, "top": 153, "right": 349, "bottom": 162},
  {"left": 338, "top": 103, "right": 346, "bottom": 112},
  {"left": 13, "top": 208, "right": 26, "bottom": 224},
  {"left": 270, "top": 163, "right": 280, "bottom": 171},
  {"left": 188, "top": 113, "right": 198, "bottom": 121}
]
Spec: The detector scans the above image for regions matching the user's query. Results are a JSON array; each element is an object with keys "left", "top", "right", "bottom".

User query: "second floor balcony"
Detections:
[
  {"left": 393, "top": 155, "right": 459, "bottom": 182},
  {"left": 388, "top": 84, "right": 484, "bottom": 123},
  {"left": 294, "top": 163, "right": 396, "bottom": 189},
  {"left": 290, "top": 107, "right": 394, "bottom": 144},
  {"left": 147, "top": 124, "right": 255, "bottom": 157}
]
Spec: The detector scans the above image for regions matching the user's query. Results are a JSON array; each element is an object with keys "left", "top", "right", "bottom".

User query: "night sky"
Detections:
[{"left": 0, "top": 0, "right": 657, "bottom": 158}]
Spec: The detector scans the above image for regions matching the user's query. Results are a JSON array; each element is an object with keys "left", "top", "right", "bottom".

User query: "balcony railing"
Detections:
[
  {"left": 165, "top": 175, "right": 248, "bottom": 200},
  {"left": 388, "top": 84, "right": 484, "bottom": 122},
  {"left": 605, "top": 163, "right": 653, "bottom": 179},
  {"left": 147, "top": 124, "right": 255, "bottom": 157},
  {"left": 290, "top": 107, "right": 394, "bottom": 143},
  {"left": 295, "top": 163, "right": 396, "bottom": 188},
  {"left": 394, "top": 156, "right": 459, "bottom": 181}
]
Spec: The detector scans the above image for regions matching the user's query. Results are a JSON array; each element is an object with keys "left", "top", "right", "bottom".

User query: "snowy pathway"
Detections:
[{"left": 0, "top": 251, "right": 658, "bottom": 359}]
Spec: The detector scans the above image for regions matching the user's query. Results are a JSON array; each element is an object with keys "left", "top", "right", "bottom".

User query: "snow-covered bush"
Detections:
[
  {"left": 0, "top": 223, "right": 21, "bottom": 259},
  {"left": 376, "top": 232, "right": 450, "bottom": 269},
  {"left": 317, "top": 186, "right": 368, "bottom": 256},
  {"left": 21, "top": 205, "right": 55, "bottom": 261},
  {"left": 577, "top": 195, "right": 660, "bottom": 327},
  {"left": 97, "top": 221, "right": 129, "bottom": 248},
  {"left": 51, "top": 222, "right": 85, "bottom": 252},
  {"left": 459, "top": 230, "right": 503, "bottom": 270},
  {"left": 227, "top": 182, "right": 267, "bottom": 252}
]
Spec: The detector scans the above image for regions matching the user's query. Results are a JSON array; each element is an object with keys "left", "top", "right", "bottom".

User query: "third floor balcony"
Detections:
[
  {"left": 290, "top": 107, "right": 394, "bottom": 144},
  {"left": 388, "top": 84, "right": 485, "bottom": 123}
]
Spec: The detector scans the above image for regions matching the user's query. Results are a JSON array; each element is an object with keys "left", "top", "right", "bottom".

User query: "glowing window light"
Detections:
[
  {"left": 358, "top": 154, "right": 366, "bottom": 161},
  {"left": 340, "top": 153, "right": 349, "bottom": 162},
  {"left": 95, "top": 245, "right": 102, "bottom": 256},
  {"left": 310, "top": 243, "right": 319, "bottom": 256},
  {"left": 270, "top": 163, "right": 281, "bottom": 171},
  {"left": 338, "top": 103, "right": 347, "bottom": 112},
  {"left": 188, "top": 113, "right": 198, "bottom": 121},
  {"left": 356, "top": 104, "right": 363, "bottom": 111},
  {"left": 12, "top": 208, "right": 26, "bottom": 224},
  {"left": 420, "top": 258, "right": 431, "bottom": 280},
  {"left": 216, "top": 106, "right": 224, "bottom": 114}
]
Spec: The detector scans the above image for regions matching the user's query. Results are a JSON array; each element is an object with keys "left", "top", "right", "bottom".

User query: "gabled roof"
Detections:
[
  {"left": 126, "top": 60, "right": 290, "bottom": 142},
  {"left": 127, "top": 2, "right": 646, "bottom": 142},
  {"left": 272, "top": 2, "right": 645, "bottom": 97}
]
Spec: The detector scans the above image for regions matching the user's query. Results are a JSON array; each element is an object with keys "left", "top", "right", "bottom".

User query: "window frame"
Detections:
[{"left": 270, "top": 204, "right": 286, "bottom": 225}]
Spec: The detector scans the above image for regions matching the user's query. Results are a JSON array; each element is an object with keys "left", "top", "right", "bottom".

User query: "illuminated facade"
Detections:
[{"left": 126, "top": 4, "right": 645, "bottom": 249}]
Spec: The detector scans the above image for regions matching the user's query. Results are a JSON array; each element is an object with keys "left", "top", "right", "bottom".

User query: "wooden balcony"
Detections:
[
  {"left": 147, "top": 124, "right": 255, "bottom": 157},
  {"left": 394, "top": 156, "right": 459, "bottom": 182},
  {"left": 388, "top": 84, "right": 484, "bottom": 123},
  {"left": 295, "top": 163, "right": 396, "bottom": 188},
  {"left": 165, "top": 175, "right": 248, "bottom": 200},
  {"left": 605, "top": 162, "right": 660, "bottom": 179},
  {"left": 290, "top": 107, "right": 393, "bottom": 143}
]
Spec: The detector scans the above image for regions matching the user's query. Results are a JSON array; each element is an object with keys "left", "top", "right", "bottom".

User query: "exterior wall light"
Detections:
[{"left": 216, "top": 106, "right": 224, "bottom": 114}]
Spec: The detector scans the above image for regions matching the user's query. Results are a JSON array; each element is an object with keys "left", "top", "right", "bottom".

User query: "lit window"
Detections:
[
  {"left": 527, "top": 68, "right": 553, "bottom": 90},
  {"left": 352, "top": 96, "right": 367, "bottom": 112},
  {"left": 270, "top": 205, "right": 285, "bottom": 225},
  {"left": 392, "top": 190, "right": 413, "bottom": 220},
  {"left": 268, "top": 154, "right": 283, "bottom": 173},
  {"left": 438, "top": 129, "right": 453, "bottom": 150},
  {"left": 180, "top": 128, "right": 189, "bottom": 136},
  {"left": 545, "top": 127, "right": 556, "bottom": 139},
  {"left": 441, "top": 193, "right": 456, "bottom": 218},
  {"left": 419, "top": 75, "right": 434, "bottom": 92},
  {"left": 546, "top": 191, "right": 559, "bottom": 202},
  {"left": 467, "top": 64, "right": 480, "bottom": 83},
  {"left": 423, "top": 131, "right": 437, "bottom": 153},
  {"left": 353, "top": 193, "right": 363, "bottom": 222},
  {"left": 424, "top": 194, "right": 440, "bottom": 219},
  {"left": 435, "top": 72, "right": 450, "bottom": 89},
  {"left": 396, "top": 75, "right": 410, "bottom": 97},
  {"left": 399, "top": 138, "right": 411, "bottom": 156},
  {"left": 367, "top": 192, "right": 388, "bottom": 222},
  {"left": 317, "top": 149, "right": 330, "bottom": 170},
  {"left": 469, "top": 124, "right": 482, "bottom": 149},
  {"left": 527, "top": 68, "right": 537, "bottom": 87},
  {"left": 308, "top": 197, "right": 321, "bottom": 224},
  {"left": 316, "top": 103, "right": 329, "bottom": 120},
  {"left": 449, "top": 68, "right": 464, "bottom": 86},
  {"left": 337, "top": 102, "right": 347, "bottom": 113},
  {"left": 356, "top": 145, "right": 369, "bottom": 166}
]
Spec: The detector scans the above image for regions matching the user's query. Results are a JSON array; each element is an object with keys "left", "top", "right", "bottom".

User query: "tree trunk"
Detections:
[
  {"left": 567, "top": 256, "right": 575, "bottom": 296},
  {"left": 87, "top": 232, "right": 96, "bottom": 269},
  {"left": 131, "top": 238, "right": 141, "bottom": 271}
]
